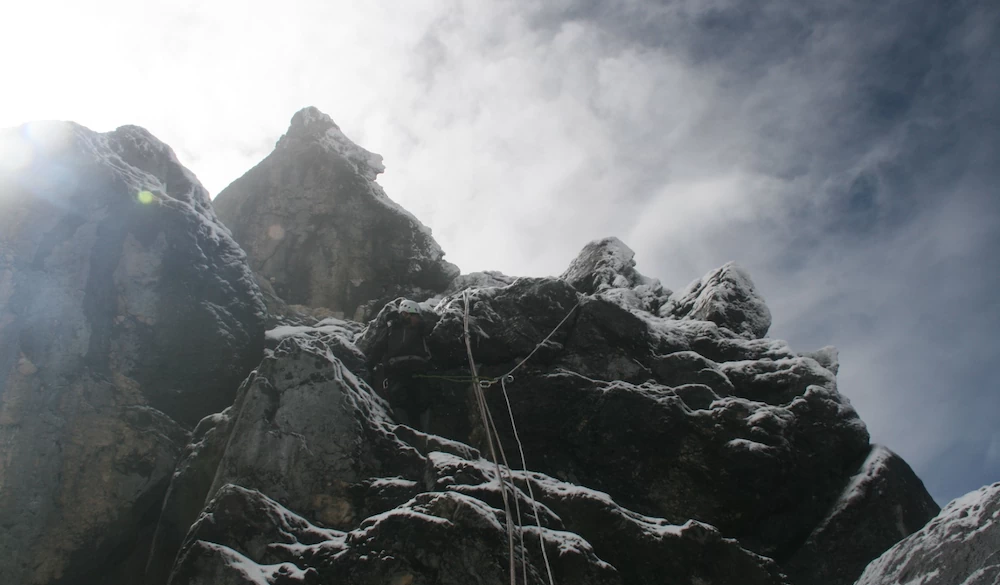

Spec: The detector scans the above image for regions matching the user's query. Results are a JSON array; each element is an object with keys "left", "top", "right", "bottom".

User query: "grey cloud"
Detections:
[{"left": 11, "top": 0, "right": 994, "bottom": 503}]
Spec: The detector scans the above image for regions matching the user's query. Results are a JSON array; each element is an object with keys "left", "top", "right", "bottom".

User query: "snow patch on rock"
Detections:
[
  {"left": 664, "top": 261, "right": 772, "bottom": 339},
  {"left": 856, "top": 482, "right": 1000, "bottom": 585},
  {"left": 560, "top": 237, "right": 671, "bottom": 314},
  {"left": 195, "top": 541, "right": 316, "bottom": 584}
]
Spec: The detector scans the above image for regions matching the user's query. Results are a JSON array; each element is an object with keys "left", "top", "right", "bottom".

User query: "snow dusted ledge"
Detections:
[{"left": 856, "top": 481, "right": 1000, "bottom": 585}]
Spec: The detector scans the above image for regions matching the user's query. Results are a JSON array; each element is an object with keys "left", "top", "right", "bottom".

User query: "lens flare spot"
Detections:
[
  {"left": 137, "top": 190, "right": 155, "bottom": 204},
  {"left": 268, "top": 224, "right": 285, "bottom": 240}
]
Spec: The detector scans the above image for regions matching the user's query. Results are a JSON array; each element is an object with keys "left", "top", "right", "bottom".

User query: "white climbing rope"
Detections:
[
  {"left": 500, "top": 374, "right": 556, "bottom": 585},
  {"left": 501, "top": 300, "right": 582, "bottom": 380},
  {"left": 480, "top": 382, "right": 530, "bottom": 585},
  {"left": 463, "top": 290, "right": 518, "bottom": 585},
  {"left": 460, "top": 290, "right": 579, "bottom": 585}
]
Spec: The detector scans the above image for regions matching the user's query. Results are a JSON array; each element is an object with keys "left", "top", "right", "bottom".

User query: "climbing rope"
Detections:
[
  {"left": 499, "top": 374, "right": 556, "bottom": 585},
  {"left": 500, "top": 299, "right": 582, "bottom": 380},
  {"left": 481, "top": 377, "right": 530, "bottom": 585},
  {"left": 463, "top": 290, "right": 517, "bottom": 585},
  {"left": 460, "top": 290, "right": 578, "bottom": 585}
]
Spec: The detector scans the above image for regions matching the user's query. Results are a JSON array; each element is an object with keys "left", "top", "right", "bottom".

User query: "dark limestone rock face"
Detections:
[
  {"left": 783, "top": 445, "right": 942, "bottom": 585},
  {"left": 144, "top": 407, "right": 239, "bottom": 585},
  {"left": 165, "top": 333, "right": 788, "bottom": 585},
  {"left": 856, "top": 482, "right": 1000, "bottom": 585},
  {"left": 3, "top": 109, "right": 946, "bottom": 585},
  {"left": 0, "top": 121, "right": 266, "bottom": 585},
  {"left": 164, "top": 238, "right": 941, "bottom": 585},
  {"left": 212, "top": 107, "right": 459, "bottom": 320}
]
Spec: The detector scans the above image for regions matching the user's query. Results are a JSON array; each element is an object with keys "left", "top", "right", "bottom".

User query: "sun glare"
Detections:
[
  {"left": 0, "top": 122, "right": 77, "bottom": 176},
  {"left": 137, "top": 190, "right": 156, "bottom": 204},
  {"left": 24, "top": 121, "right": 73, "bottom": 153},
  {"left": 0, "top": 132, "right": 34, "bottom": 174}
]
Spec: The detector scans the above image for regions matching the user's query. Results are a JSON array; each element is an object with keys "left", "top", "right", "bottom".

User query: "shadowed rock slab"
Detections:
[
  {"left": 146, "top": 407, "right": 239, "bottom": 585},
  {"left": 782, "top": 445, "right": 940, "bottom": 585},
  {"left": 170, "top": 436, "right": 785, "bottom": 585}
]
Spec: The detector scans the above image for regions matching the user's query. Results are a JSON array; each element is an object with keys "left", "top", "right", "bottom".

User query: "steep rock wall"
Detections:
[{"left": 0, "top": 121, "right": 266, "bottom": 585}]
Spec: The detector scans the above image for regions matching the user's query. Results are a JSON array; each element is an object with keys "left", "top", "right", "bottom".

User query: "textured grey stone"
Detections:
[
  {"left": 212, "top": 107, "right": 459, "bottom": 320},
  {"left": 856, "top": 482, "right": 1000, "bottom": 585},
  {"left": 560, "top": 236, "right": 671, "bottom": 314},
  {"left": 665, "top": 261, "right": 772, "bottom": 339},
  {"left": 206, "top": 334, "right": 425, "bottom": 530},
  {"left": 783, "top": 445, "right": 940, "bottom": 585},
  {"left": 145, "top": 407, "right": 239, "bottom": 585},
  {"left": 2, "top": 118, "right": 946, "bottom": 585},
  {"left": 170, "top": 397, "right": 787, "bottom": 585},
  {"left": 166, "top": 237, "right": 939, "bottom": 585},
  {"left": 169, "top": 484, "right": 617, "bottom": 585}
]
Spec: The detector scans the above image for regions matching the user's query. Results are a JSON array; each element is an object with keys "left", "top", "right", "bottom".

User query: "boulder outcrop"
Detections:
[
  {"left": 1, "top": 112, "right": 957, "bottom": 585},
  {"left": 169, "top": 240, "right": 939, "bottom": 585},
  {"left": 0, "top": 121, "right": 266, "bottom": 585},
  {"left": 664, "top": 261, "right": 772, "bottom": 339},
  {"left": 165, "top": 334, "right": 790, "bottom": 585},
  {"left": 856, "top": 482, "right": 1000, "bottom": 585},
  {"left": 782, "top": 445, "right": 942, "bottom": 585},
  {"left": 212, "top": 107, "right": 459, "bottom": 320}
]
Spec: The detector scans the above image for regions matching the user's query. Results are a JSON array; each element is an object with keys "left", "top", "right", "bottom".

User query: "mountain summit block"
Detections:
[{"left": 212, "top": 107, "right": 459, "bottom": 320}]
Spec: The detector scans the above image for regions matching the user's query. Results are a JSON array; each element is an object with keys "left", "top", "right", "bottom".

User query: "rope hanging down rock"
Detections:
[
  {"left": 461, "top": 289, "right": 579, "bottom": 585},
  {"left": 462, "top": 290, "right": 517, "bottom": 585}
]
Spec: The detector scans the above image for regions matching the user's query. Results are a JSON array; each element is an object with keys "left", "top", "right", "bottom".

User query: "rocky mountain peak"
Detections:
[
  {"left": 561, "top": 236, "right": 647, "bottom": 293},
  {"left": 286, "top": 105, "right": 339, "bottom": 136},
  {"left": 104, "top": 124, "right": 218, "bottom": 215},
  {"left": 560, "top": 237, "right": 672, "bottom": 315},
  {"left": 6, "top": 112, "right": 992, "bottom": 585},
  {"left": 212, "top": 108, "right": 457, "bottom": 320},
  {"left": 277, "top": 106, "right": 385, "bottom": 181},
  {"left": 665, "top": 260, "right": 773, "bottom": 339}
]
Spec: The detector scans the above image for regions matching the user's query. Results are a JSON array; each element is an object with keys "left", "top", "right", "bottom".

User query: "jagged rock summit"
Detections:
[
  {"left": 158, "top": 231, "right": 940, "bottom": 585},
  {"left": 664, "top": 260, "right": 773, "bottom": 339},
  {"left": 212, "top": 107, "right": 459, "bottom": 321},
  {"left": 0, "top": 120, "right": 266, "bottom": 585},
  {"left": 3, "top": 111, "right": 982, "bottom": 585}
]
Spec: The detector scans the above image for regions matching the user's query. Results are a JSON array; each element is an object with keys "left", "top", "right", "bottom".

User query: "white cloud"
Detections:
[{"left": 1, "top": 0, "right": 997, "bottom": 502}]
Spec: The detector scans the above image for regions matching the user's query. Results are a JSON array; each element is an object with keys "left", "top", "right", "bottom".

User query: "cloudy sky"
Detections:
[{"left": 2, "top": 0, "right": 997, "bottom": 505}]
